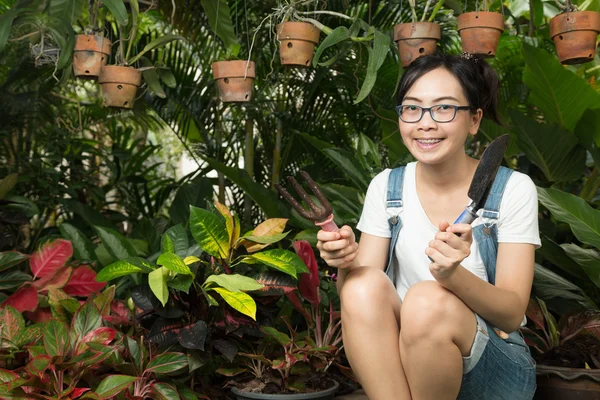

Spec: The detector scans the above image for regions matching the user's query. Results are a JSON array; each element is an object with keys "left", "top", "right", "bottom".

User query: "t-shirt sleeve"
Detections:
[
  {"left": 356, "top": 170, "right": 392, "bottom": 238},
  {"left": 497, "top": 172, "right": 542, "bottom": 248}
]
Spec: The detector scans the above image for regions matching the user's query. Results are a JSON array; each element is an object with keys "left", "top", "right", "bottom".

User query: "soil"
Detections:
[{"left": 536, "top": 335, "right": 600, "bottom": 368}]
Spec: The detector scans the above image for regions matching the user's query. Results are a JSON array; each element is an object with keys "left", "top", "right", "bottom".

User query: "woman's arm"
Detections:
[
  {"left": 437, "top": 242, "right": 535, "bottom": 333},
  {"left": 335, "top": 232, "right": 391, "bottom": 289}
]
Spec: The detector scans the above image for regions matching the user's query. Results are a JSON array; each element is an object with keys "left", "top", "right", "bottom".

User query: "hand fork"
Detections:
[{"left": 274, "top": 171, "right": 340, "bottom": 232}]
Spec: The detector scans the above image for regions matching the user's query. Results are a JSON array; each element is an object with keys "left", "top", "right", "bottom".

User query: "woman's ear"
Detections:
[{"left": 469, "top": 108, "right": 484, "bottom": 135}]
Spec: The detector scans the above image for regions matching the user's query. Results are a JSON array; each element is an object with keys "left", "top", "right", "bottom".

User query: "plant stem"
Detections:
[
  {"left": 421, "top": 0, "right": 432, "bottom": 22},
  {"left": 244, "top": 116, "right": 254, "bottom": 223},
  {"left": 528, "top": 0, "right": 535, "bottom": 36},
  {"left": 294, "top": 10, "right": 354, "bottom": 21}
]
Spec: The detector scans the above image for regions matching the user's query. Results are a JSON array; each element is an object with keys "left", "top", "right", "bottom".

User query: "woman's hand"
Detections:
[
  {"left": 316, "top": 225, "right": 359, "bottom": 269},
  {"left": 426, "top": 221, "right": 473, "bottom": 280}
]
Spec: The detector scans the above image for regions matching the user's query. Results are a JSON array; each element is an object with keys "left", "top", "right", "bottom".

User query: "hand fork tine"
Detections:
[{"left": 275, "top": 171, "right": 339, "bottom": 232}]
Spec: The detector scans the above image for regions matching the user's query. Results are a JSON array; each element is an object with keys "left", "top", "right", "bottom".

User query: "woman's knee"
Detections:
[
  {"left": 400, "top": 281, "right": 462, "bottom": 344},
  {"left": 339, "top": 267, "right": 397, "bottom": 317}
]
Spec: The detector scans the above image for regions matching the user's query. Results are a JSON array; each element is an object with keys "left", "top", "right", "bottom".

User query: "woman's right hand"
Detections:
[{"left": 316, "top": 225, "right": 359, "bottom": 269}]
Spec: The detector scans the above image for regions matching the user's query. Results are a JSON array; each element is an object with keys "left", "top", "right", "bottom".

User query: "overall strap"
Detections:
[
  {"left": 384, "top": 167, "right": 406, "bottom": 286},
  {"left": 473, "top": 166, "right": 513, "bottom": 285}
]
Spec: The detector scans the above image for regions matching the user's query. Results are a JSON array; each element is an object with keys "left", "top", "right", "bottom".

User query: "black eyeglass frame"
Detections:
[{"left": 394, "top": 104, "right": 473, "bottom": 123}]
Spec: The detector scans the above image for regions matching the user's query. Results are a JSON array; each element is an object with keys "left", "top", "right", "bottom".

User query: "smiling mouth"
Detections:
[{"left": 416, "top": 138, "right": 444, "bottom": 144}]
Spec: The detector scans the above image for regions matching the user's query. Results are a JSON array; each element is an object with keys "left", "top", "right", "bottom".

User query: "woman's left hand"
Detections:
[{"left": 426, "top": 221, "right": 473, "bottom": 280}]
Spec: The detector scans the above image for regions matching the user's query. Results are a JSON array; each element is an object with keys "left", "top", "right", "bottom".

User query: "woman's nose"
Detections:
[{"left": 417, "top": 109, "right": 437, "bottom": 129}]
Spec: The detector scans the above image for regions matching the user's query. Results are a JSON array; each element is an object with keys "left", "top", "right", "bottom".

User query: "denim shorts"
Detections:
[{"left": 457, "top": 314, "right": 537, "bottom": 400}]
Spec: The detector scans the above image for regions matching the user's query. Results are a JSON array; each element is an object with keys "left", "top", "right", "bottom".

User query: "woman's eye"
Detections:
[{"left": 439, "top": 105, "right": 451, "bottom": 110}]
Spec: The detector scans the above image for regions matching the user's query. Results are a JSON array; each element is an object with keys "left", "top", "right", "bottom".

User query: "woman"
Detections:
[{"left": 316, "top": 53, "right": 540, "bottom": 400}]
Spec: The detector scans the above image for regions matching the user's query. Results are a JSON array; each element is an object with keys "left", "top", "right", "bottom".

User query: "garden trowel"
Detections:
[{"left": 454, "top": 134, "right": 510, "bottom": 225}]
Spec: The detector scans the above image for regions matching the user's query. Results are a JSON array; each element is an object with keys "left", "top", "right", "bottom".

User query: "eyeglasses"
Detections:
[{"left": 395, "top": 104, "right": 472, "bottom": 123}]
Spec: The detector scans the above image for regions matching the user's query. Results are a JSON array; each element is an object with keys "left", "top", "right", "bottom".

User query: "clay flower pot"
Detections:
[
  {"left": 457, "top": 11, "right": 505, "bottom": 57},
  {"left": 276, "top": 21, "right": 321, "bottom": 67},
  {"left": 394, "top": 22, "right": 441, "bottom": 67},
  {"left": 549, "top": 10, "right": 600, "bottom": 64},
  {"left": 72, "top": 35, "right": 112, "bottom": 79},
  {"left": 211, "top": 60, "right": 256, "bottom": 103},
  {"left": 98, "top": 65, "right": 142, "bottom": 109}
]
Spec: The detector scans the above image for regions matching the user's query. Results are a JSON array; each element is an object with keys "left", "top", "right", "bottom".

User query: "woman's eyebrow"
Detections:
[{"left": 402, "top": 96, "right": 461, "bottom": 103}]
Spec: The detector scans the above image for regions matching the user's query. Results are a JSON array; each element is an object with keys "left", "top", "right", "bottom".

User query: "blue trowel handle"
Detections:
[{"left": 453, "top": 206, "right": 478, "bottom": 225}]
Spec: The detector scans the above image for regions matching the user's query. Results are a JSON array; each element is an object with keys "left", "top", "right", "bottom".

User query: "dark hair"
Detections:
[{"left": 396, "top": 53, "right": 501, "bottom": 125}]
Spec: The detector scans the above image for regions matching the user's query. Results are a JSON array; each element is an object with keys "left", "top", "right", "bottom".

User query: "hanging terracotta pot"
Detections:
[
  {"left": 457, "top": 11, "right": 504, "bottom": 57},
  {"left": 211, "top": 60, "right": 256, "bottom": 103},
  {"left": 549, "top": 10, "right": 600, "bottom": 64},
  {"left": 98, "top": 65, "right": 142, "bottom": 109},
  {"left": 394, "top": 22, "right": 441, "bottom": 67},
  {"left": 72, "top": 35, "right": 111, "bottom": 79},
  {"left": 276, "top": 21, "right": 321, "bottom": 67}
]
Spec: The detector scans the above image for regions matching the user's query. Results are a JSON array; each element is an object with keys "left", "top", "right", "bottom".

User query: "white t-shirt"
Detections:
[{"left": 357, "top": 162, "right": 541, "bottom": 300}]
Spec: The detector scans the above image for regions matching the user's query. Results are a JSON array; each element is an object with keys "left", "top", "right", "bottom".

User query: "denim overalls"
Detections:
[{"left": 383, "top": 166, "right": 537, "bottom": 399}]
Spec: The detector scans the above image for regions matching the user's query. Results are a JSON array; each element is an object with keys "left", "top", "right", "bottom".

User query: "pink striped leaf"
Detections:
[
  {"left": 293, "top": 241, "right": 321, "bottom": 305},
  {"left": 30, "top": 239, "right": 73, "bottom": 279}
]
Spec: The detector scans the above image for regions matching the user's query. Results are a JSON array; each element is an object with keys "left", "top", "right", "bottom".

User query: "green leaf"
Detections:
[
  {"left": 0, "top": 252, "right": 27, "bottom": 272},
  {"left": 168, "top": 274, "right": 193, "bottom": 293},
  {"left": 202, "top": 157, "right": 287, "bottom": 219},
  {"left": 189, "top": 206, "right": 229, "bottom": 259},
  {"left": 561, "top": 244, "right": 600, "bottom": 289},
  {"left": 522, "top": 43, "right": 600, "bottom": 131},
  {"left": 245, "top": 249, "right": 309, "bottom": 278},
  {"left": 139, "top": 57, "right": 166, "bottom": 98},
  {"left": 157, "top": 67, "right": 177, "bottom": 88},
  {"left": 94, "top": 375, "right": 137, "bottom": 397},
  {"left": 510, "top": 111, "right": 586, "bottom": 182},
  {"left": 60, "top": 223, "right": 97, "bottom": 262},
  {"left": 211, "top": 287, "right": 257, "bottom": 320},
  {"left": 200, "top": 0, "right": 238, "bottom": 49},
  {"left": 355, "top": 28, "right": 390, "bottom": 104},
  {"left": 537, "top": 187, "right": 600, "bottom": 249},
  {"left": 157, "top": 252, "right": 192, "bottom": 275},
  {"left": 0, "top": 9, "right": 18, "bottom": 54},
  {"left": 538, "top": 237, "right": 587, "bottom": 280},
  {"left": 73, "top": 301, "right": 102, "bottom": 339},
  {"left": 49, "top": 0, "right": 86, "bottom": 25},
  {"left": 43, "top": 320, "right": 69, "bottom": 357},
  {"left": 313, "top": 26, "right": 351, "bottom": 66},
  {"left": 162, "top": 224, "right": 189, "bottom": 255},
  {"left": 146, "top": 352, "right": 188, "bottom": 374},
  {"left": 0, "top": 306, "right": 25, "bottom": 346},
  {"left": 151, "top": 382, "right": 180, "bottom": 400},
  {"left": 129, "top": 34, "right": 183, "bottom": 64},
  {"left": 102, "top": 0, "right": 128, "bottom": 26},
  {"left": 204, "top": 274, "right": 263, "bottom": 292},
  {"left": 0, "top": 270, "right": 31, "bottom": 290},
  {"left": 260, "top": 326, "right": 292, "bottom": 347},
  {"left": 96, "top": 258, "right": 154, "bottom": 282},
  {"left": 0, "top": 173, "right": 17, "bottom": 199},
  {"left": 149, "top": 267, "right": 169, "bottom": 307},
  {"left": 574, "top": 108, "right": 600, "bottom": 167},
  {"left": 169, "top": 176, "right": 213, "bottom": 226},
  {"left": 95, "top": 226, "right": 138, "bottom": 262}
]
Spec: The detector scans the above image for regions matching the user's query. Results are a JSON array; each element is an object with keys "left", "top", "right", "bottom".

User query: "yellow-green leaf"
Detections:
[
  {"left": 157, "top": 253, "right": 192, "bottom": 275},
  {"left": 183, "top": 256, "right": 200, "bottom": 265},
  {"left": 149, "top": 267, "right": 169, "bottom": 306},
  {"left": 215, "top": 201, "right": 236, "bottom": 249},
  {"left": 204, "top": 274, "right": 264, "bottom": 292},
  {"left": 211, "top": 287, "right": 256, "bottom": 320},
  {"left": 240, "top": 218, "right": 288, "bottom": 252},
  {"left": 190, "top": 206, "right": 229, "bottom": 259},
  {"left": 243, "top": 249, "right": 308, "bottom": 278}
]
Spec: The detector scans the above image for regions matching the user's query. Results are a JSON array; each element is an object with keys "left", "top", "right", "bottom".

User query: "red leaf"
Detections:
[
  {"left": 102, "top": 300, "right": 130, "bottom": 325},
  {"left": 293, "top": 241, "right": 320, "bottom": 305},
  {"left": 525, "top": 298, "right": 546, "bottom": 332},
  {"left": 4, "top": 285, "right": 38, "bottom": 312},
  {"left": 25, "top": 307, "right": 52, "bottom": 324},
  {"left": 63, "top": 266, "right": 106, "bottom": 297},
  {"left": 70, "top": 388, "right": 90, "bottom": 398},
  {"left": 82, "top": 327, "right": 116, "bottom": 345},
  {"left": 30, "top": 239, "right": 73, "bottom": 279},
  {"left": 285, "top": 291, "right": 313, "bottom": 325},
  {"left": 33, "top": 266, "right": 72, "bottom": 292}
]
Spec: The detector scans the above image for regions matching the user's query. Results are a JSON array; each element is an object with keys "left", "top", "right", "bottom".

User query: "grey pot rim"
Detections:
[{"left": 231, "top": 379, "right": 339, "bottom": 399}]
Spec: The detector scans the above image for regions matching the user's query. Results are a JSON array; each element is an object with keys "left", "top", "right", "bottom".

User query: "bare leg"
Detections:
[
  {"left": 399, "top": 281, "right": 477, "bottom": 400},
  {"left": 339, "top": 267, "right": 411, "bottom": 400}
]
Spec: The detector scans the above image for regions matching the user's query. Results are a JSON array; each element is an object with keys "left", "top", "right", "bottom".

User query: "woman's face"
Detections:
[{"left": 398, "top": 67, "right": 483, "bottom": 166}]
